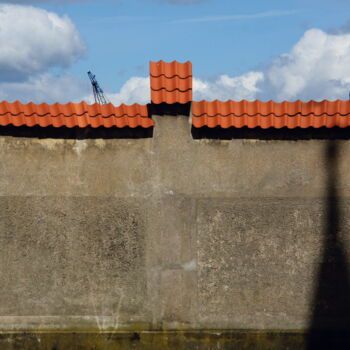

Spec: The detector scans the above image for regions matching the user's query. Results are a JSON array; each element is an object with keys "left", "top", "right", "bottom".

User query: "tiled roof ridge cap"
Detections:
[
  {"left": 193, "top": 99, "right": 350, "bottom": 118},
  {"left": 0, "top": 100, "right": 150, "bottom": 118},
  {"left": 150, "top": 60, "right": 192, "bottom": 104}
]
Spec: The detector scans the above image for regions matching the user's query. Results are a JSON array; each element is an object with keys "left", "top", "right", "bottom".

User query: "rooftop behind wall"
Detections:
[{"left": 1, "top": 113, "right": 350, "bottom": 348}]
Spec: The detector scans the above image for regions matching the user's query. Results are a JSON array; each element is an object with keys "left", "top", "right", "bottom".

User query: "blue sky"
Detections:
[
  {"left": 1, "top": 0, "right": 350, "bottom": 103},
  {"left": 43, "top": 0, "right": 350, "bottom": 89}
]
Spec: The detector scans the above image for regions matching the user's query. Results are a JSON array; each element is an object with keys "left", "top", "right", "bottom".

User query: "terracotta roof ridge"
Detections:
[
  {"left": 0, "top": 101, "right": 150, "bottom": 118},
  {"left": 192, "top": 100, "right": 350, "bottom": 115},
  {"left": 0, "top": 117, "right": 155, "bottom": 128},
  {"left": 0, "top": 101, "right": 154, "bottom": 128},
  {"left": 192, "top": 99, "right": 350, "bottom": 129}
]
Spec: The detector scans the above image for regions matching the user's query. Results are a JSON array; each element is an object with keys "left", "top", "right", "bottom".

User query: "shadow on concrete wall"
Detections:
[
  {"left": 191, "top": 126, "right": 350, "bottom": 140},
  {"left": 307, "top": 141, "right": 350, "bottom": 349},
  {"left": 0, "top": 125, "right": 154, "bottom": 139}
]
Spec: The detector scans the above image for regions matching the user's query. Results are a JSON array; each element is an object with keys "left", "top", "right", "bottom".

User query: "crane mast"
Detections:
[{"left": 87, "top": 71, "right": 108, "bottom": 105}]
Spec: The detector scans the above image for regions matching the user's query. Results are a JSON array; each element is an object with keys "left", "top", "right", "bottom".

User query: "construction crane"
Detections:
[{"left": 87, "top": 71, "right": 109, "bottom": 105}]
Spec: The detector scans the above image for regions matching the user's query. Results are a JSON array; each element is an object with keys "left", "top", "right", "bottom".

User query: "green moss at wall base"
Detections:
[{"left": 0, "top": 331, "right": 348, "bottom": 350}]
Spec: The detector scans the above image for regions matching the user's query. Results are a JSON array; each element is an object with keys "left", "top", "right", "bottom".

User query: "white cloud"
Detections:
[
  {"left": 194, "top": 28, "right": 350, "bottom": 102},
  {"left": 191, "top": 28, "right": 350, "bottom": 102},
  {"left": 263, "top": 28, "right": 350, "bottom": 101},
  {"left": 95, "top": 71, "right": 264, "bottom": 105},
  {"left": 104, "top": 27, "right": 350, "bottom": 104},
  {"left": 193, "top": 72, "right": 264, "bottom": 101},
  {"left": 104, "top": 77, "right": 150, "bottom": 106},
  {"left": 3, "top": 19, "right": 350, "bottom": 105},
  {"left": 0, "top": 73, "right": 90, "bottom": 103},
  {"left": 87, "top": 71, "right": 264, "bottom": 106},
  {"left": 0, "top": 4, "right": 85, "bottom": 81}
]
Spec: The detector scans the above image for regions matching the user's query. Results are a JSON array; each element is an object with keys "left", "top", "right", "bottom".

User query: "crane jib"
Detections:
[{"left": 87, "top": 71, "right": 109, "bottom": 105}]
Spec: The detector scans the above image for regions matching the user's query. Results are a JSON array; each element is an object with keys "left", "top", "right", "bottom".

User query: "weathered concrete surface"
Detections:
[
  {"left": 0, "top": 115, "right": 350, "bottom": 337},
  {"left": 196, "top": 198, "right": 350, "bottom": 329},
  {"left": 0, "top": 197, "right": 146, "bottom": 321}
]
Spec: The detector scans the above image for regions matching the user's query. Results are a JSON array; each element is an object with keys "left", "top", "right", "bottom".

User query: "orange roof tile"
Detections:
[
  {"left": 192, "top": 100, "right": 350, "bottom": 129},
  {"left": 0, "top": 101, "right": 154, "bottom": 128},
  {"left": 150, "top": 60, "right": 192, "bottom": 104}
]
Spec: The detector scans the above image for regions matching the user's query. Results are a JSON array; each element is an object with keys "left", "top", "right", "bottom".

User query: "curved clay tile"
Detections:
[
  {"left": 192, "top": 100, "right": 350, "bottom": 128},
  {"left": 150, "top": 60, "right": 193, "bottom": 104},
  {"left": 0, "top": 101, "right": 154, "bottom": 128},
  {"left": 151, "top": 89, "right": 193, "bottom": 105},
  {"left": 150, "top": 60, "right": 192, "bottom": 78},
  {"left": 150, "top": 76, "right": 192, "bottom": 92}
]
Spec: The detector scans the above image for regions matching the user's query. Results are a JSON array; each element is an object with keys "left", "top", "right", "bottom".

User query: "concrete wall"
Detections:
[{"left": 1, "top": 115, "right": 350, "bottom": 333}]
